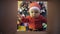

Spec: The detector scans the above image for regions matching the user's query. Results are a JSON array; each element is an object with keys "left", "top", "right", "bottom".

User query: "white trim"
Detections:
[{"left": 29, "top": 7, "right": 40, "bottom": 12}]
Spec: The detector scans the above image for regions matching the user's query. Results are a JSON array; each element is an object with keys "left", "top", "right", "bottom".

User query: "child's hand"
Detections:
[{"left": 17, "top": 21, "right": 20, "bottom": 24}]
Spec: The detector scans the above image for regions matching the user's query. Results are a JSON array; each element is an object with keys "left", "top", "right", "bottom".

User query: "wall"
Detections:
[{"left": 0, "top": 1, "right": 17, "bottom": 34}]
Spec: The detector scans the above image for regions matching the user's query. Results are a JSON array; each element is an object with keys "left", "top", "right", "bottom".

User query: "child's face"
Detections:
[{"left": 29, "top": 9, "right": 40, "bottom": 18}]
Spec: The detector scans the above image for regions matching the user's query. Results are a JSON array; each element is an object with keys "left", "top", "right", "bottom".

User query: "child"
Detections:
[{"left": 20, "top": 2, "right": 47, "bottom": 31}]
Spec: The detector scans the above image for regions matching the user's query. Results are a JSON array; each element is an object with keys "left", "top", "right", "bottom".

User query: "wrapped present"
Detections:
[
  {"left": 42, "top": 23, "right": 47, "bottom": 30},
  {"left": 18, "top": 26, "right": 26, "bottom": 31}
]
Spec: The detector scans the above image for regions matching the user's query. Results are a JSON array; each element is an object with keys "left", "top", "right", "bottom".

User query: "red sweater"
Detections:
[{"left": 21, "top": 15, "right": 47, "bottom": 30}]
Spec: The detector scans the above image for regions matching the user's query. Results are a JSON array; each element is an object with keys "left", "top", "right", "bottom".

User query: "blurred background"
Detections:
[{"left": 17, "top": 1, "right": 47, "bottom": 31}]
